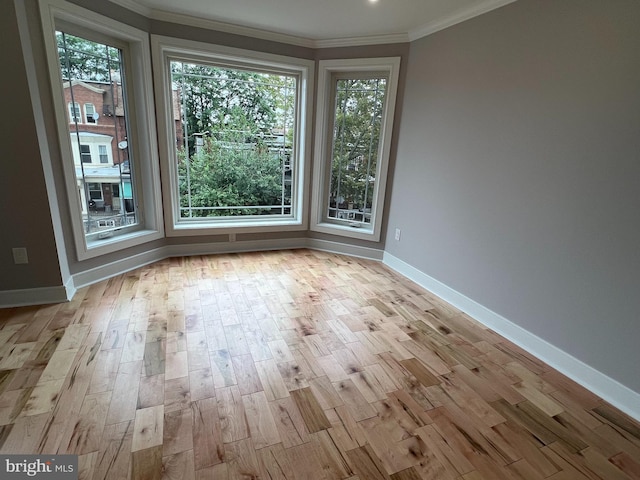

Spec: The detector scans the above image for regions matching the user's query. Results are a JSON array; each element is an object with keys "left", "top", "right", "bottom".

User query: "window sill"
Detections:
[
  {"left": 80, "top": 228, "right": 164, "bottom": 260},
  {"left": 311, "top": 221, "right": 380, "bottom": 242},
  {"left": 167, "top": 217, "right": 307, "bottom": 237}
]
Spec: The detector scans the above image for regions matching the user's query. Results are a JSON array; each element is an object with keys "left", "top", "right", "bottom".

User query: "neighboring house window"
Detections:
[
  {"left": 311, "top": 58, "right": 401, "bottom": 242},
  {"left": 40, "top": 0, "right": 163, "bottom": 260},
  {"left": 88, "top": 182, "right": 102, "bottom": 200},
  {"left": 98, "top": 144, "right": 108, "bottom": 163},
  {"left": 85, "top": 103, "right": 97, "bottom": 123},
  {"left": 152, "top": 36, "right": 313, "bottom": 235},
  {"left": 80, "top": 144, "right": 92, "bottom": 163},
  {"left": 69, "top": 102, "right": 81, "bottom": 123}
]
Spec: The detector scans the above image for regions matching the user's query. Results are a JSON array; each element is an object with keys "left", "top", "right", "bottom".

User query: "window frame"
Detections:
[
  {"left": 98, "top": 144, "right": 108, "bottom": 163},
  {"left": 68, "top": 101, "right": 82, "bottom": 123},
  {"left": 84, "top": 102, "right": 97, "bottom": 124},
  {"left": 151, "top": 35, "right": 314, "bottom": 236},
  {"left": 88, "top": 182, "right": 103, "bottom": 200},
  {"left": 79, "top": 143, "right": 92, "bottom": 163},
  {"left": 39, "top": 0, "right": 164, "bottom": 260},
  {"left": 311, "top": 57, "right": 401, "bottom": 242}
]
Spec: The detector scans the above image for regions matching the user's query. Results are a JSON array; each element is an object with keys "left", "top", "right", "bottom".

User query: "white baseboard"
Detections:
[
  {"left": 383, "top": 252, "right": 640, "bottom": 422},
  {"left": 307, "top": 238, "right": 385, "bottom": 261},
  {"left": 72, "top": 237, "right": 382, "bottom": 291},
  {"left": 72, "top": 246, "right": 168, "bottom": 289},
  {"left": 0, "top": 283, "right": 72, "bottom": 308},
  {"left": 63, "top": 275, "right": 77, "bottom": 302},
  {"left": 164, "top": 237, "right": 308, "bottom": 258}
]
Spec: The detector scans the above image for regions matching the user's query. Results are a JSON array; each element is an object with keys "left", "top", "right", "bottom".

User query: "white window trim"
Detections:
[
  {"left": 151, "top": 34, "right": 313, "bottom": 236},
  {"left": 40, "top": 0, "right": 164, "bottom": 260},
  {"left": 311, "top": 57, "right": 401, "bottom": 242}
]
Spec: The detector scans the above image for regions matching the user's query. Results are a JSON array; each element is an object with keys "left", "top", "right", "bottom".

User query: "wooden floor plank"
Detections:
[
  {"left": 163, "top": 407, "right": 193, "bottom": 457},
  {"left": 290, "top": 386, "right": 332, "bottom": 433},
  {"left": 131, "top": 445, "right": 163, "bottom": 480},
  {"left": 216, "top": 385, "right": 249, "bottom": 443},
  {"left": 242, "top": 390, "right": 281, "bottom": 449},
  {"left": 131, "top": 405, "right": 164, "bottom": 452},
  {"left": 191, "top": 397, "right": 224, "bottom": 469},
  {"left": 162, "top": 450, "right": 195, "bottom": 480}
]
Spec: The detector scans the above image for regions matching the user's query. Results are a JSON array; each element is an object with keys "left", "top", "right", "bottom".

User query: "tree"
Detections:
[
  {"left": 173, "top": 61, "right": 295, "bottom": 217},
  {"left": 172, "top": 62, "right": 292, "bottom": 155},
  {"left": 329, "top": 77, "right": 386, "bottom": 221},
  {"left": 56, "top": 32, "right": 120, "bottom": 82}
]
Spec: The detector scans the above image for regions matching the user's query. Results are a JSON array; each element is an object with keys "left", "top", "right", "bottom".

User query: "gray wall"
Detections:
[
  {"left": 386, "top": 0, "right": 640, "bottom": 393},
  {"left": 0, "top": 0, "right": 63, "bottom": 290}
]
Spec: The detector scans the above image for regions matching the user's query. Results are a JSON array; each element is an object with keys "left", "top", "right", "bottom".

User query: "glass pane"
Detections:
[
  {"left": 171, "top": 61, "right": 297, "bottom": 218},
  {"left": 99, "top": 145, "right": 108, "bottom": 163},
  {"left": 70, "top": 103, "right": 81, "bottom": 123},
  {"left": 56, "top": 31, "right": 137, "bottom": 235},
  {"left": 86, "top": 103, "right": 97, "bottom": 123},
  {"left": 80, "top": 144, "right": 91, "bottom": 163},
  {"left": 327, "top": 77, "right": 387, "bottom": 226}
]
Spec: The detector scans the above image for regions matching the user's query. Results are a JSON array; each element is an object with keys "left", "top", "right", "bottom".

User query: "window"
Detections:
[
  {"left": 98, "top": 144, "right": 108, "bottom": 163},
  {"left": 57, "top": 30, "right": 138, "bottom": 238},
  {"left": 68, "top": 102, "right": 81, "bottom": 123},
  {"left": 88, "top": 182, "right": 102, "bottom": 200},
  {"left": 152, "top": 36, "right": 313, "bottom": 235},
  {"left": 172, "top": 62, "right": 296, "bottom": 219},
  {"left": 85, "top": 103, "right": 97, "bottom": 123},
  {"left": 80, "top": 144, "right": 92, "bottom": 163},
  {"left": 328, "top": 76, "right": 386, "bottom": 226},
  {"left": 40, "top": 0, "right": 163, "bottom": 260},
  {"left": 311, "top": 58, "right": 400, "bottom": 241}
]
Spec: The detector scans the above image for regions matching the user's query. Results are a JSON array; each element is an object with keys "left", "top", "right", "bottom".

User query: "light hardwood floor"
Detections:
[{"left": 1, "top": 249, "right": 639, "bottom": 479}]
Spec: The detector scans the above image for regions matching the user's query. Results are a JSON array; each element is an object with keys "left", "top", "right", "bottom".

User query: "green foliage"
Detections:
[
  {"left": 329, "top": 77, "right": 386, "bottom": 218},
  {"left": 178, "top": 111, "right": 287, "bottom": 217},
  {"left": 173, "top": 62, "right": 295, "bottom": 217},
  {"left": 172, "top": 62, "right": 294, "bottom": 156},
  {"left": 56, "top": 32, "right": 120, "bottom": 82}
]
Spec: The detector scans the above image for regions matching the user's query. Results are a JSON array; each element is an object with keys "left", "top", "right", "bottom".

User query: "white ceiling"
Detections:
[{"left": 111, "top": 0, "right": 516, "bottom": 47}]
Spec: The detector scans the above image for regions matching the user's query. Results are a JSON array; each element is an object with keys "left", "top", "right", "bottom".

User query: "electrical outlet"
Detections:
[
  {"left": 395, "top": 228, "right": 401, "bottom": 241},
  {"left": 12, "top": 247, "right": 29, "bottom": 264}
]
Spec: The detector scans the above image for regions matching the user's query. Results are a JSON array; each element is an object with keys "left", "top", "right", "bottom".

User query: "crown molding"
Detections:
[
  {"left": 314, "top": 33, "right": 409, "bottom": 49},
  {"left": 108, "top": 0, "right": 517, "bottom": 48},
  {"left": 108, "top": 0, "right": 152, "bottom": 17},
  {"left": 149, "top": 8, "right": 409, "bottom": 48},
  {"left": 150, "top": 9, "right": 316, "bottom": 48},
  {"left": 409, "top": 0, "right": 517, "bottom": 41}
]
